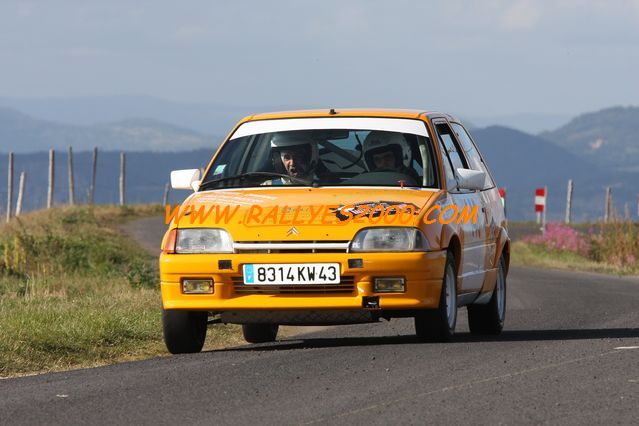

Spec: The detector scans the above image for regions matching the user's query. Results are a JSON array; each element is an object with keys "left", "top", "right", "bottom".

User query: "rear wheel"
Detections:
[
  {"left": 242, "top": 324, "right": 279, "bottom": 343},
  {"left": 415, "top": 252, "right": 457, "bottom": 342},
  {"left": 162, "top": 309, "right": 207, "bottom": 354},
  {"left": 468, "top": 254, "right": 506, "bottom": 334}
]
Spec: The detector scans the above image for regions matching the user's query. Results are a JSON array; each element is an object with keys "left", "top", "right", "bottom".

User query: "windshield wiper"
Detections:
[{"left": 199, "top": 172, "right": 312, "bottom": 190}]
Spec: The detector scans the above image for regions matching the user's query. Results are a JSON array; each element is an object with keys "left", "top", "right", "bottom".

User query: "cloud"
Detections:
[
  {"left": 172, "top": 25, "right": 209, "bottom": 41},
  {"left": 16, "top": 2, "right": 34, "bottom": 17},
  {"left": 499, "top": 0, "right": 541, "bottom": 31},
  {"left": 60, "top": 47, "right": 107, "bottom": 57}
]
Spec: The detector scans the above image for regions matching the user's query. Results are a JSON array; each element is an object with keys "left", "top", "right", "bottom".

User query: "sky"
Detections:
[{"left": 1, "top": 0, "right": 639, "bottom": 118}]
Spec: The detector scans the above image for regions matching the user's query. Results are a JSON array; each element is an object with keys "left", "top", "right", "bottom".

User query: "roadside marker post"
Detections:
[
  {"left": 498, "top": 187, "right": 506, "bottom": 217},
  {"left": 535, "top": 187, "right": 547, "bottom": 234}
]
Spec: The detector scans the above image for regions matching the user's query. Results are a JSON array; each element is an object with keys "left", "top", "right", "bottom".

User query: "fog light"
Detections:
[
  {"left": 374, "top": 277, "right": 405, "bottom": 293},
  {"left": 182, "top": 279, "right": 213, "bottom": 294}
]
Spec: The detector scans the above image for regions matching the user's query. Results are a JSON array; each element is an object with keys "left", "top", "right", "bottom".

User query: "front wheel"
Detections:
[
  {"left": 415, "top": 252, "right": 457, "bottom": 342},
  {"left": 468, "top": 254, "right": 506, "bottom": 334},
  {"left": 162, "top": 309, "right": 208, "bottom": 354},
  {"left": 242, "top": 324, "right": 279, "bottom": 343}
]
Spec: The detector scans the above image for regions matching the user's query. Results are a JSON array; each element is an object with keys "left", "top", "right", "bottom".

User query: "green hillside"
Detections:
[{"left": 540, "top": 106, "right": 639, "bottom": 171}]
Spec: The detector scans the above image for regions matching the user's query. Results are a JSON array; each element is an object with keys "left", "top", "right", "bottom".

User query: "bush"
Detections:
[
  {"left": 523, "top": 223, "right": 589, "bottom": 256},
  {"left": 589, "top": 220, "right": 638, "bottom": 267},
  {"left": 0, "top": 207, "right": 152, "bottom": 282},
  {"left": 126, "top": 260, "right": 157, "bottom": 289},
  {"left": 522, "top": 220, "right": 639, "bottom": 271}
]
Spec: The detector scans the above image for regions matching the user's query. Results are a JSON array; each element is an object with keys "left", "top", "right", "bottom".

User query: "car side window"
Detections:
[
  {"left": 451, "top": 123, "right": 495, "bottom": 190},
  {"left": 435, "top": 123, "right": 468, "bottom": 171},
  {"left": 436, "top": 137, "right": 457, "bottom": 190}
]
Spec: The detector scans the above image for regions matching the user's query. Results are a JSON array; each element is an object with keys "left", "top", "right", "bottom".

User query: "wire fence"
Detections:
[{"left": 1, "top": 147, "right": 215, "bottom": 222}]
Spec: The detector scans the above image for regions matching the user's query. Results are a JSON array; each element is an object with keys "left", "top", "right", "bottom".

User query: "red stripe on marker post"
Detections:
[
  {"left": 535, "top": 188, "right": 546, "bottom": 212},
  {"left": 498, "top": 187, "right": 507, "bottom": 218}
]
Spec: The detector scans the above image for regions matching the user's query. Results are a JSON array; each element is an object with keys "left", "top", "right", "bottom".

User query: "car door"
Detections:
[
  {"left": 432, "top": 119, "right": 487, "bottom": 294},
  {"left": 450, "top": 122, "right": 499, "bottom": 273}
]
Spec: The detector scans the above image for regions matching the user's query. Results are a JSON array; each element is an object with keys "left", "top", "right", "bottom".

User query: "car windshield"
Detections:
[{"left": 200, "top": 129, "right": 439, "bottom": 190}]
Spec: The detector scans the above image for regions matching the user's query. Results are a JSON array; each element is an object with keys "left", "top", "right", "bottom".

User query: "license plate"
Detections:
[{"left": 243, "top": 263, "right": 340, "bottom": 285}]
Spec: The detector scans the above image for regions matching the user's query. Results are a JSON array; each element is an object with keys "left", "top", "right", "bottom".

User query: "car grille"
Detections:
[
  {"left": 232, "top": 275, "right": 356, "bottom": 295},
  {"left": 233, "top": 240, "right": 349, "bottom": 254}
]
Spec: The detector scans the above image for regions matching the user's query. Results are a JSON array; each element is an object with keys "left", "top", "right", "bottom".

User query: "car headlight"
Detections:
[
  {"left": 349, "top": 227, "right": 429, "bottom": 252},
  {"left": 176, "top": 229, "right": 233, "bottom": 253}
]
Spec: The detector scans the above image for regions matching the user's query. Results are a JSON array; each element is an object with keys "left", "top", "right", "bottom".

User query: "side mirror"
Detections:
[
  {"left": 171, "top": 169, "right": 201, "bottom": 191},
  {"left": 455, "top": 168, "right": 485, "bottom": 191}
]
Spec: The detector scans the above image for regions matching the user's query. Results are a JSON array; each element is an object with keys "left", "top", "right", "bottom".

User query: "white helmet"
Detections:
[
  {"left": 270, "top": 132, "right": 319, "bottom": 168},
  {"left": 362, "top": 131, "right": 411, "bottom": 170}
]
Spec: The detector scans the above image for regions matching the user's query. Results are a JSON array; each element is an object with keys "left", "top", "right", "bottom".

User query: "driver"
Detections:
[
  {"left": 362, "top": 131, "right": 419, "bottom": 181},
  {"left": 263, "top": 132, "right": 319, "bottom": 185}
]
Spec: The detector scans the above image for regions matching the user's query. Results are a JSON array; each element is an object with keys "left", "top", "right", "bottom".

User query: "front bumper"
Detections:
[{"left": 160, "top": 251, "right": 446, "bottom": 312}]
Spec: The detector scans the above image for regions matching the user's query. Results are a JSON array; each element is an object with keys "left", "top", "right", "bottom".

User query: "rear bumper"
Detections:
[{"left": 160, "top": 251, "right": 446, "bottom": 312}]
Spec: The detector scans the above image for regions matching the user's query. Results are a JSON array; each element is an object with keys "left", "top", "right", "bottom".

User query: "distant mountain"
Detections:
[
  {"left": 540, "top": 106, "right": 639, "bottom": 172},
  {"left": 0, "top": 107, "right": 219, "bottom": 152},
  {"left": 472, "top": 126, "right": 639, "bottom": 222},
  {"left": 0, "top": 95, "right": 287, "bottom": 136},
  {"left": 469, "top": 113, "right": 572, "bottom": 134}
]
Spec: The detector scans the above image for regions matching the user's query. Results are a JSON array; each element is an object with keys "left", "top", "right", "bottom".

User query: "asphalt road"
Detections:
[{"left": 1, "top": 220, "right": 638, "bottom": 424}]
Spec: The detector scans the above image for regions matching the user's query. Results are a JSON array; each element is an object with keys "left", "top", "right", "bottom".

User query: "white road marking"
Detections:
[
  {"left": 614, "top": 346, "right": 639, "bottom": 350},
  {"left": 56, "top": 394, "right": 69, "bottom": 398}
]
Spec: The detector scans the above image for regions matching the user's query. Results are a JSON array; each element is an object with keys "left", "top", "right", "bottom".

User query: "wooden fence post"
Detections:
[
  {"left": 541, "top": 186, "right": 547, "bottom": 235},
  {"left": 67, "top": 146, "right": 75, "bottom": 205},
  {"left": 119, "top": 152, "right": 126, "bottom": 206},
  {"left": 16, "top": 172, "right": 25, "bottom": 216},
  {"left": 565, "top": 179, "right": 573, "bottom": 224},
  {"left": 89, "top": 147, "right": 98, "bottom": 205},
  {"left": 604, "top": 187, "right": 611, "bottom": 223},
  {"left": 162, "top": 182, "right": 170, "bottom": 206},
  {"left": 47, "top": 149, "right": 55, "bottom": 209},
  {"left": 624, "top": 203, "right": 630, "bottom": 220},
  {"left": 6, "top": 152, "right": 13, "bottom": 222}
]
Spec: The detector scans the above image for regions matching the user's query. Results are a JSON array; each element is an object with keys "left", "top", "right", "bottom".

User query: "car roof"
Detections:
[{"left": 240, "top": 108, "right": 460, "bottom": 123}]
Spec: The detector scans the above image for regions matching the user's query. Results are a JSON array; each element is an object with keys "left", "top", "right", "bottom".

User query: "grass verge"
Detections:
[
  {"left": 0, "top": 205, "right": 242, "bottom": 378},
  {"left": 510, "top": 220, "right": 639, "bottom": 275},
  {"left": 510, "top": 241, "right": 634, "bottom": 275}
]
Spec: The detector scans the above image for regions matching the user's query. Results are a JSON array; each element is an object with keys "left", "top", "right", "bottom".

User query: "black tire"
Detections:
[
  {"left": 415, "top": 252, "right": 457, "bottom": 342},
  {"left": 242, "top": 324, "right": 279, "bottom": 343},
  {"left": 468, "top": 254, "right": 506, "bottom": 335},
  {"left": 162, "top": 309, "right": 208, "bottom": 354}
]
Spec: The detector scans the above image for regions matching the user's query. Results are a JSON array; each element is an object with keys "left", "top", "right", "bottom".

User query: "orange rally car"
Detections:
[{"left": 160, "top": 109, "right": 509, "bottom": 353}]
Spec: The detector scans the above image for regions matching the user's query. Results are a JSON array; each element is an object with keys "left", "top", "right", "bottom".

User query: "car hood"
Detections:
[{"left": 171, "top": 187, "right": 440, "bottom": 241}]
